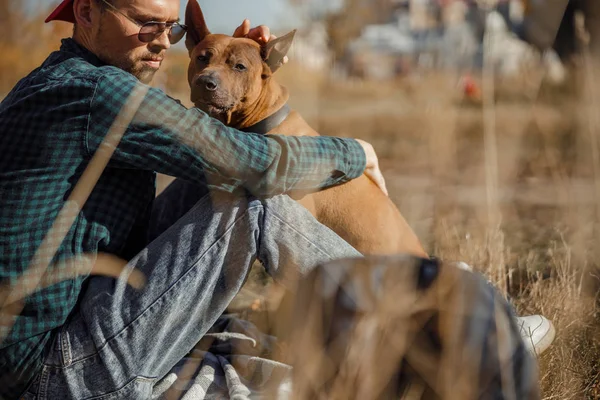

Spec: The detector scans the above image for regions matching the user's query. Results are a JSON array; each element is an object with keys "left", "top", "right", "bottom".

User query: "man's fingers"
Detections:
[
  {"left": 355, "top": 139, "right": 388, "bottom": 196},
  {"left": 247, "top": 25, "right": 271, "bottom": 43},
  {"left": 233, "top": 25, "right": 288, "bottom": 63},
  {"left": 233, "top": 19, "right": 251, "bottom": 38},
  {"left": 377, "top": 172, "right": 388, "bottom": 196},
  {"left": 366, "top": 168, "right": 388, "bottom": 196}
]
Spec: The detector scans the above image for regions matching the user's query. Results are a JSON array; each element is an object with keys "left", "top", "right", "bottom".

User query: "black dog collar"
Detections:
[{"left": 241, "top": 104, "right": 291, "bottom": 135}]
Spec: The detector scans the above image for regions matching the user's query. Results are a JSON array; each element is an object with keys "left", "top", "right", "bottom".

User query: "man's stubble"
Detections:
[{"left": 95, "top": 23, "right": 160, "bottom": 84}]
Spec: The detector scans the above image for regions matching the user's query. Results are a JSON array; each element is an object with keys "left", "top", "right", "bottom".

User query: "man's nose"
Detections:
[
  {"left": 148, "top": 29, "right": 171, "bottom": 52},
  {"left": 196, "top": 74, "right": 219, "bottom": 92}
]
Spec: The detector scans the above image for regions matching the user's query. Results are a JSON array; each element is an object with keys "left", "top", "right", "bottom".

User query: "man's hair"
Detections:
[{"left": 96, "top": 0, "right": 113, "bottom": 11}]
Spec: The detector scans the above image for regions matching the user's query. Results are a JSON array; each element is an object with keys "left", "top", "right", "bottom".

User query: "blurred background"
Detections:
[{"left": 2, "top": 0, "right": 600, "bottom": 397}]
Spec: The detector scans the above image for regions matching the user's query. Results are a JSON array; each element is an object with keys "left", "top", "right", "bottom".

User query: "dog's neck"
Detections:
[{"left": 228, "top": 79, "right": 289, "bottom": 131}]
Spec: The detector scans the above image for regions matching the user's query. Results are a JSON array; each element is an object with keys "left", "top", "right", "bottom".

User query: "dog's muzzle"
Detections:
[{"left": 195, "top": 73, "right": 219, "bottom": 92}]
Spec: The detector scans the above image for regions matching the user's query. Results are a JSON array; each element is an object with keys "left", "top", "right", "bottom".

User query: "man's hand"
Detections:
[
  {"left": 355, "top": 139, "right": 388, "bottom": 196},
  {"left": 232, "top": 19, "right": 289, "bottom": 64}
]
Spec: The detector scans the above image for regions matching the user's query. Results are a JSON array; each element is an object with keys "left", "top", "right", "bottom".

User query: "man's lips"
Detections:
[{"left": 142, "top": 58, "right": 163, "bottom": 68}]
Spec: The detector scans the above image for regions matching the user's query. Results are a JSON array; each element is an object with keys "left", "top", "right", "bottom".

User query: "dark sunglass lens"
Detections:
[
  {"left": 138, "top": 23, "right": 165, "bottom": 43},
  {"left": 168, "top": 25, "right": 186, "bottom": 44},
  {"left": 138, "top": 32, "right": 156, "bottom": 43}
]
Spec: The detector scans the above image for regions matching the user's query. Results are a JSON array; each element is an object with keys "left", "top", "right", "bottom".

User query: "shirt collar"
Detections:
[{"left": 60, "top": 38, "right": 107, "bottom": 67}]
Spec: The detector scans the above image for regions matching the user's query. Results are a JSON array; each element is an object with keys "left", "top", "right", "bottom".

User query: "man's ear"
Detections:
[
  {"left": 262, "top": 30, "right": 296, "bottom": 73},
  {"left": 185, "top": 0, "right": 211, "bottom": 54},
  {"left": 73, "top": 0, "right": 94, "bottom": 28}
]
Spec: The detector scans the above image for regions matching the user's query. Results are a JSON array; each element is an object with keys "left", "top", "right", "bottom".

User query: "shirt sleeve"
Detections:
[{"left": 85, "top": 70, "right": 366, "bottom": 197}]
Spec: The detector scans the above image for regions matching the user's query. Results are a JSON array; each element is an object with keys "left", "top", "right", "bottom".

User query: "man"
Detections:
[
  {"left": 0, "top": 0, "right": 553, "bottom": 399},
  {"left": 0, "top": 1, "right": 385, "bottom": 398}
]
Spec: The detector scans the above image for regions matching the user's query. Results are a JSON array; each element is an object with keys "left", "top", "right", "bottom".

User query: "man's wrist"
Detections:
[{"left": 343, "top": 138, "right": 367, "bottom": 180}]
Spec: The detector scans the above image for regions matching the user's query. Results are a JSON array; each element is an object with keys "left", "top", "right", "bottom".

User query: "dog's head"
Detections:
[{"left": 185, "top": 0, "right": 295, "bottom": 123}]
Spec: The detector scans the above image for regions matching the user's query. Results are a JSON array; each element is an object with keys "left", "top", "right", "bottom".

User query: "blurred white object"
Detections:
[
  {"left": 484, "top": 10, "right": 566, "bottom": 84},
  {"left": 509, "top": 0, "right": 525, "bottom": 24},
  {"left": 485, "top": 10, "right": 535, "bottom": 76},
  {"left": 288, "top": 22, "right": 331, "bottom": 71},
  {"left": 543, "top": 49, "right": 567, "bottom": 84}
]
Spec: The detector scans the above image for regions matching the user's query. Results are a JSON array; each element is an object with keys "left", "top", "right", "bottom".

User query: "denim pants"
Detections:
[{"left": 23, "top": 180, "right": 361, "bottom": 399}]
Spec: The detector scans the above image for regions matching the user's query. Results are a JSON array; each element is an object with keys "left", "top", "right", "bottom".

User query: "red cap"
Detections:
[{"left": 45, "top": 0, "right": 76, "bottom": 23}]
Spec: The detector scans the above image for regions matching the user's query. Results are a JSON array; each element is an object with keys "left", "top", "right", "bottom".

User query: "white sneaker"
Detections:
[{"left": 516, "top": 314, "right": 556, "bottom": 355}]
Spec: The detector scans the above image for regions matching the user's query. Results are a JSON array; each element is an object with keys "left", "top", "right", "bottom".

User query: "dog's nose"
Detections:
[{"left": 196, "top": 75, "right": 219, "bottom": 92}]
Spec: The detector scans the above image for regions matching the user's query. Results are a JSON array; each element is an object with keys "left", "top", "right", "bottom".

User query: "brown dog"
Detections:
[{"left": 184, "top": 0, "right": 426, "bottom": 257}]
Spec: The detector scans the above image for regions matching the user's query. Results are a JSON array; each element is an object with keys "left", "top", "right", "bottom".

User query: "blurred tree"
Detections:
[
  {"left": 0, "top": 1, "right": 72, "bottom": 94},
  {"left": 0, "top": 0, "right": 19, "bottom": 43}
]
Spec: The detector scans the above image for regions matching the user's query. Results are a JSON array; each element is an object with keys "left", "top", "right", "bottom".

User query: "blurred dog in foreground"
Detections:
[{"left": 285, "top": 255, "right": 540, "bottom": 400}]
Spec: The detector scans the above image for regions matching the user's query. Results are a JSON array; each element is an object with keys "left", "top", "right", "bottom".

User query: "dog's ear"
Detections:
[
  {"left": 185, "top": 0, "right": 211, "bottom": 54},
  {"left": 262, "top": 30, "right": 296, "bottom": 73}
]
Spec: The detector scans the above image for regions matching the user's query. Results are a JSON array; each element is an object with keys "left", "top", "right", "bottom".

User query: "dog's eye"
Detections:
[
  {"left": 234, "top": 63, "right": 247, "bottom": 72},
  {"left": 197, "top": 54, "right": 209, "bottom": 63}
]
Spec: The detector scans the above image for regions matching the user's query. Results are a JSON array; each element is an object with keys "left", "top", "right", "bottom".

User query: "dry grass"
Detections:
[{"left": 231, "top": 64, "right": 600, "bottom": 399}]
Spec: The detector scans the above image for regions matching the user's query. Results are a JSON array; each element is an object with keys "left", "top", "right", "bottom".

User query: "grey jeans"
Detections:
[{"left": 23, "top": 180, "right": 361, "bottom": 399}]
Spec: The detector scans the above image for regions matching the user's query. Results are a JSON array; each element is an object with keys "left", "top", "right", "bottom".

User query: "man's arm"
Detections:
[{"left": 86, "top": 70, "right": 367, "bottom": 197}]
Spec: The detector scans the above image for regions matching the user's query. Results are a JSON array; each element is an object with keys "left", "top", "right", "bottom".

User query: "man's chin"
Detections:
[
  {"left": 138, "top": 70, "right": 157, "bottom": 85},
  {"left": 131, "top": 65, "right": 158, "bottom": 84}
]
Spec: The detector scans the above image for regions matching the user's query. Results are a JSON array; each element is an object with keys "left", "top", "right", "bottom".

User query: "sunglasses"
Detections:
[{"left": 101, "top": 0, "right": 187, "bottom": 44}]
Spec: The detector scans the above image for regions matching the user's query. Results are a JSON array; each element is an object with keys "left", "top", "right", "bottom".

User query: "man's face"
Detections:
[{"left": 93, "top": 0, "right": 180, "bottom": 83}]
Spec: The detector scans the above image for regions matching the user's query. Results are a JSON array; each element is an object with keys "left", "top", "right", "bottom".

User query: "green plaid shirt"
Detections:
[{"left": 0, "top": 38, "right": 365, "bottom": 398}]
